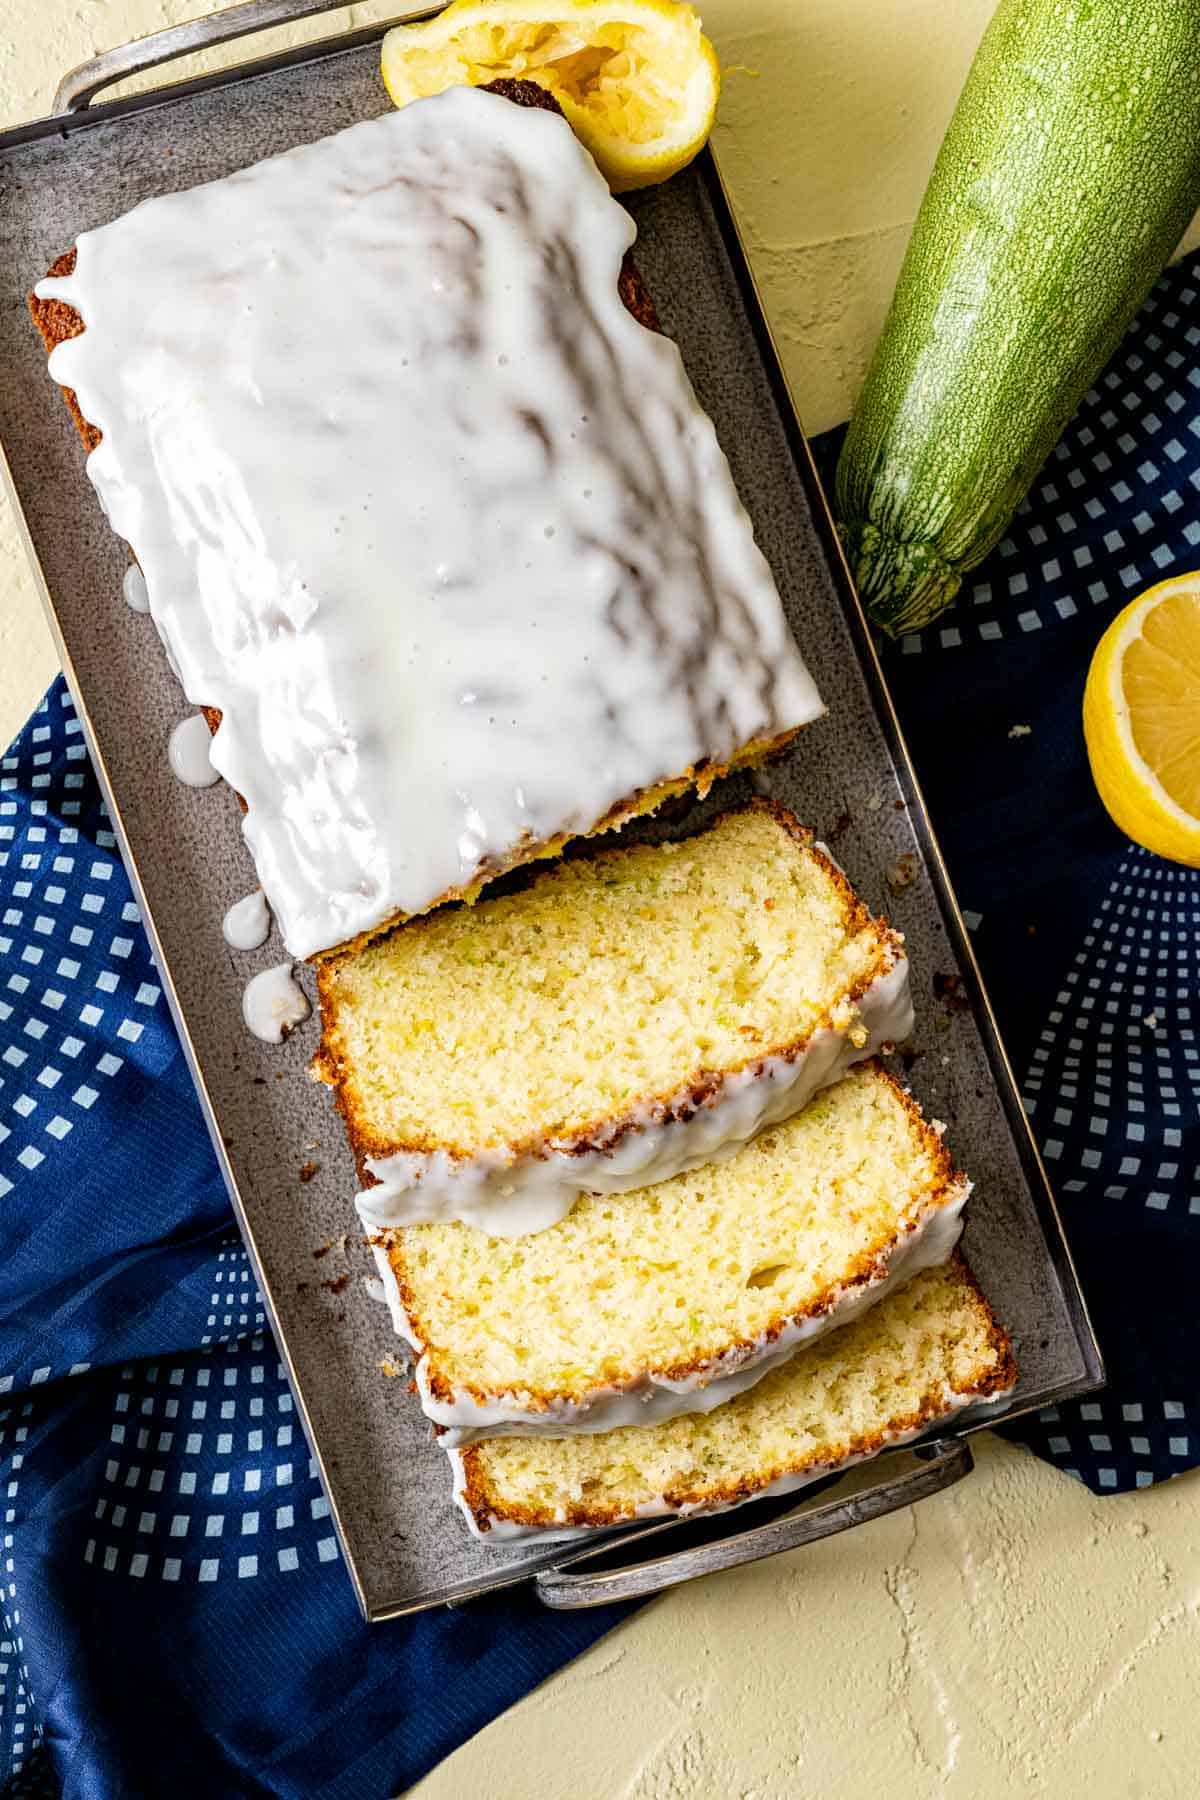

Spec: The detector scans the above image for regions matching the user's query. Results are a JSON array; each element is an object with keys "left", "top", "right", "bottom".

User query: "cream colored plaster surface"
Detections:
[{"left": 4, "top": 7, "right": 1200, "bottom": 1799}]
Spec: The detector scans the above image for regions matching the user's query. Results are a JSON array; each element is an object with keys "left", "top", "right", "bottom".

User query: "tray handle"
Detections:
[
  {"left": 54, "top": 0, "right": 409, "bottom": 114},
  {"left": 535, "top": 1437, "right": 972, "bottom": 1611}
]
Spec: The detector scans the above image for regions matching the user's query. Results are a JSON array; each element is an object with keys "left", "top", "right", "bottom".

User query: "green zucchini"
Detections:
[{"left": 835, "top": 0, "right": 1200, "bottom": 636}]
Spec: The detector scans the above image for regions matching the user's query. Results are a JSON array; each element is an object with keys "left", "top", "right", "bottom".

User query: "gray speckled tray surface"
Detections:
[{"left": 0, "top": 27, "right": 1100, "bottom": 1619}]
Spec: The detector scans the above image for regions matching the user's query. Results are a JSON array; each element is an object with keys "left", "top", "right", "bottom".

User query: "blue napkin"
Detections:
[
  {"left": 2, "top": 246, "right": 1198, "bottom": 1797},
  {"left": 0, "top": 690, "right": 631, "bottom": 1794},
  {"left": 832, "top": 249, "right": 1200, "bottom": 1498}
]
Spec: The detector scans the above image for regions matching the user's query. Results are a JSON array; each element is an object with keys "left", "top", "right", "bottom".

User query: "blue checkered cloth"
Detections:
[
  {"left": 2, "top": 251, "right": 1199, "bottom": 1798},
  {"left": 828, "top": 250, "right": 1200, "bottom": 1495},
  {"left": 0, "top": 690, "right": 632, "bottom": 1797}
]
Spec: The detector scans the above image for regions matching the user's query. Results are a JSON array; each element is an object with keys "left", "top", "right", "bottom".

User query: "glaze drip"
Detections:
[{"left": 36, "top": 87, "right": 822, "bottom": 959}]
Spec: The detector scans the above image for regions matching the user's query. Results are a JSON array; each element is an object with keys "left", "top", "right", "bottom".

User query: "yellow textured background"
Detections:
[{"left": 4, "top": 7, "right": 1200, "bottom": 1797}]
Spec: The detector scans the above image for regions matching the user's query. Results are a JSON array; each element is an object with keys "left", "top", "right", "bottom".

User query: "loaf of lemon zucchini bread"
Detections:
[{"left": 29, "top": 82, "right": 823, "bottom": 961}]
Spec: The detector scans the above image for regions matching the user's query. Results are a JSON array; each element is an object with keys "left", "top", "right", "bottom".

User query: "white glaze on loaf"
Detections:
[{"left": 36, "top": 87, "right": 822, "bottom": 959}]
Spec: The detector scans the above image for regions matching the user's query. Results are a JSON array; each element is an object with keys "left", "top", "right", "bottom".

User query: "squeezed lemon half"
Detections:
[
  {"left": 1083, "top": 572, "right": 1200, "bottom": 867},
  {"left": 380, "top": 0, "right": 720, "bottom": 191}
]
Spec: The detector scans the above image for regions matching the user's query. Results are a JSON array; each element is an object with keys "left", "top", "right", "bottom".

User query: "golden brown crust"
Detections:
[
  {"left": 455, "top": 1252, "right": 1018, "bottom": 1534},
  {"left": 950, "top": 1255, "right": 1020, "bottom": 1402},
  {"left": 27, "top": 249, "right": 100, "bottom": 452},
  {"left": 316, "top": 796, "right": 902, "bottom": 1185},
  {"left": 381, "top": 1058, "right": 967, "bottom": 1412},
  {"left": 481, "top": 75, "right": 567, "bottom": 116}
]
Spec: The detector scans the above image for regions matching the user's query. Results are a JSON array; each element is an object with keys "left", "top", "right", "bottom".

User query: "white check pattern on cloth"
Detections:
[
  {"left": 1, "top": 681, "right": 350, "bottom": 1780},
  {"left": 83, "top": 1335, "right": 339, "bottom": 1586},
  {"left": 854, "top": 248, "right": 1200, "bottom": 1498},
  {"left": 0, "top": 687, "right": 163, "bottom": 1208},
  {"left": 1022, "top": 849, "right": 1198, "bottom": 1489}
]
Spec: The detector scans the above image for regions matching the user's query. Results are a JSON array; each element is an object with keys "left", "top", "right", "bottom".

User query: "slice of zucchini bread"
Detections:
[
  {"left": 316, "top": 800, "right": 913, "bottom": 1236},
  {"left": 448, "top": 1256, "right": 1015, "bottom": 1540},
  {"left": 374, "top": 1061, "right": 967, "bottom": 1442}
]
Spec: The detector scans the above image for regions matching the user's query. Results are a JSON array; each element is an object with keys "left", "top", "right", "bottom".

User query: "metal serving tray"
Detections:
[{"left": 0, "top": 0, "right": 1102, "bottom": 1619}]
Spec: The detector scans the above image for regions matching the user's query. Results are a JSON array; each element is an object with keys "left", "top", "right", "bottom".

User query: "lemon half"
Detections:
[
  {"left": 1083, "top": 573, "right": 1200, "bottom": 867},
  {"left": 380, "top": 0, "right": 720, "bottom": 191}
]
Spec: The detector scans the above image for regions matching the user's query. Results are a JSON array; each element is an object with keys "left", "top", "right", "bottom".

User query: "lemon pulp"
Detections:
[
  {"left": 381, "top": 0, "right": 720, "bottom": 191},
  {"left": 1123, "top": 589, "right": 1200, "bottom": 819}
]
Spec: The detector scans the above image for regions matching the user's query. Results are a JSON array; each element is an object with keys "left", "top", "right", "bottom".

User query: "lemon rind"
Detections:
[{"left": 380, "top": 0, "right": 719, "bottom": 190}]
